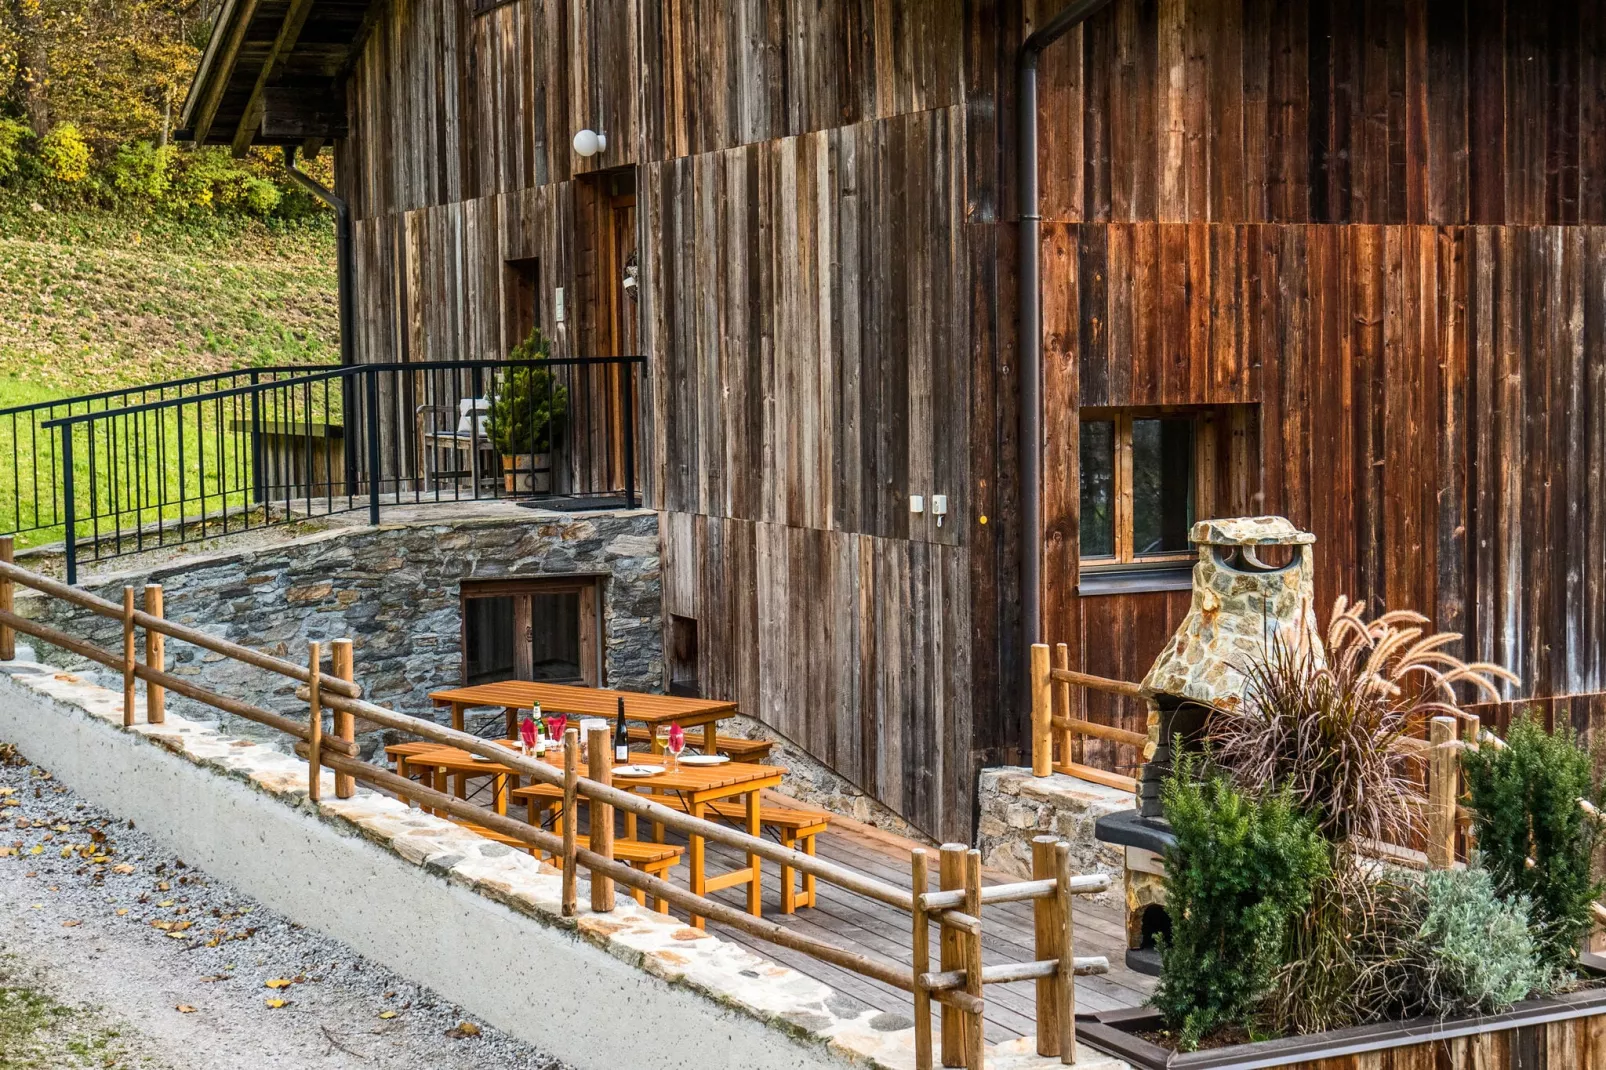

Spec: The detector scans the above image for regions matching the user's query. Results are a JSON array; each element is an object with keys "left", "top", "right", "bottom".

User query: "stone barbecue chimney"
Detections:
[{"left": 1134, "top": 515, "right": 1323, "bottom": 816}]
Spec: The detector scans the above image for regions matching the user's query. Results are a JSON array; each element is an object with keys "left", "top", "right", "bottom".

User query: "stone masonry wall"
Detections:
[{"left": 21, "top": 512, "right": 662, "bottom": 755}]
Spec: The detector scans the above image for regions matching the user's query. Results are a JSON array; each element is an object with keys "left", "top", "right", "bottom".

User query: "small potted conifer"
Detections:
[{"left": 490, "top": 328, "right": 568, "bottom": 493}]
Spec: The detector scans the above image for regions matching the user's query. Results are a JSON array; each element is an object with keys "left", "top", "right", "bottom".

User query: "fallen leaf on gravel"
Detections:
[
  {"left": 115, "top": 908, "right": 129, "bottom": 916},
  {"left": 151, "top": 921, "right": 174, "bottom": 931},
  {"left": 157, "top": 881, "right": 170, "bottom": 891},
  {"left": 199, "top": 975, "right": 230, "bottom": 983},
  {"left": 53, "top": 824, "right": 69, "bottom": 832},
  {"left": 176, "top": 1005, "right": 196, "bottom": 1014},
  {"left": 91, "top": 854, "right": 109, "bottom": 863},
  {"left": 378, "top": 1011, "right": 397, "bottom": 1019},
  {"left": 171, "top": 921, "right": 193, "bottom": 932},
  {"left": 113, "top": 864, "right": 134, "bottom": 874},
  {"left": 157, "top": 899, "right": 175, "bottom": 907},
  {"left": 264, "top": 978, "right": 293, "bottom": 990},
  {"left": 29, "top": 845, "right": 42, "bottom": 854},
  {"left": 61, "top": 919, "right": 81, "bottom": 928},
  {"left": 446, "top": 1022, "right": 481, "bottom": 1039},
  {"left": 59, "top": 847, "right": 71, "bottom": 858},
  {"left": 264, "top": 998, "right": 289, "bottom": 1009},
  {"left": 0, "top": 847, "right": 12, "bottom": 857},
  {"left": 0, "top": 786, "right": 14, "bottom": 795}
]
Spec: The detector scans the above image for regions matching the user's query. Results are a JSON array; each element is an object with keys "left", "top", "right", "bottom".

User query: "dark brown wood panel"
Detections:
[
  {"left": 1030, "top": 0, "right": 1606, "bottom": 225},
  {"left": 1042, "top": 222, "right": 1606, "bottom": 762}
]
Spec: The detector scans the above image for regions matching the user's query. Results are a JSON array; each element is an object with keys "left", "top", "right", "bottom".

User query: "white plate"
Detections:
[
  {"left": 678, "top": 754, "right": 730, "bottom": 766},
  {"left": 470, "top": 753, "right": 497, "bottom": 762},
  {"left": 613, "top": 765, "right": 659, "bottom": 778}
]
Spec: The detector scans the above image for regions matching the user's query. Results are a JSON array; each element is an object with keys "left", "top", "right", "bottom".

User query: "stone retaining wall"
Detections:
[
  {"left": 975, "top": 768, "right": 1131, "bottom": 880},
  {"left": 21, "top": 512, "right": 662, "bottom": 754}
]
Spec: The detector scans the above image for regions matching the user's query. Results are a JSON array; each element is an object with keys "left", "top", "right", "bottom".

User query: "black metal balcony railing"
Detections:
[{"left": 1, "top": 358, "right": 642, "bottom": 584}]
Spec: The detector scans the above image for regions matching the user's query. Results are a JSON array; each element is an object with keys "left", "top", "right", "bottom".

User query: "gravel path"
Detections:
[{"left": 0, "top": 741, "right": 571, "bottom": 1069}]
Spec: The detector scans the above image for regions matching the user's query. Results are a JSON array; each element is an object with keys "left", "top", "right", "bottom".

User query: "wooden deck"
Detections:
[{"left": 448, "top": 776, "right": 1152, "bottom": 1043}]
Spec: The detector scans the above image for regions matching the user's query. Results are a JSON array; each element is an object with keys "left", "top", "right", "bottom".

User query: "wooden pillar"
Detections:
[
  {"left": 332, "top": 639, "right": 355, "bottom": 798},
  {"left": 1427, "top": 715, "right": 1458, "bottom": 869},
  {"left": 562, "top": 727, "right": 579, "bottom": 917},
  {"left": 1031, "top": 643, "right": 1052, "bottom": 776},
  {"left": 963, "top": 849, "right": 985, "bottom": 1070},
  {"left": 587, "top": 725, "right": 615, "bottom": 912},
  {"left": 911, "top": 848, "right": 934, "bottom": 1070},
  {"left": 144, "top": 585, "right": 165, "bottom": 724},
  {"left": 306, "top": 641, "right": 323, "bottom": 802},
  {"left": 938, "top": 843, "right": 968, "bottom": 1067},
  {"left": 1032, "top": 836, "right": 1065, "bottom": 1057},
  {"left": 0, "top": 536, "right": 13, "bottom": 661},
  {"left": 1055, "top": 841, "right": 1077, "bottom": 1063},
  {"left": 1053, "top": 643, "right": 1073, "bottom": 768},
  {"left": 121, "top": 587, "right": 136, "bottom": 727}
]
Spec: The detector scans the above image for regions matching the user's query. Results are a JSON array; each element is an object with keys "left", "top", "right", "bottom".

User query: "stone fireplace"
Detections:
[{"left": 1096, "top": 515, "right": 1323, "bottom": 972}]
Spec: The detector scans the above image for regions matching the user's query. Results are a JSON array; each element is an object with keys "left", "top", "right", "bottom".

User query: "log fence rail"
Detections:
[{"left": 0, "top": 542, "right": 1109, "bottom": 1069}]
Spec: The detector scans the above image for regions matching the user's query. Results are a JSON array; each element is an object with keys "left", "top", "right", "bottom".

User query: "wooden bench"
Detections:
[
  {"left": 519, "top": 782, "right": 830, "bottom": 913},
  {"left": 449, "top": 819, "right": 683, "bottom": 913},
  {"left": 625, "top": 726, "right": 774, "bottom": 763}
]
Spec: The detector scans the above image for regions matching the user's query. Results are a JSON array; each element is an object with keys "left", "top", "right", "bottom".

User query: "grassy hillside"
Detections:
[
  {"left": 0, "top": 210, "right": 340, "bottom": 547},
  {"left": 0, "top": 211, "right": 339, "bottom": 398}
]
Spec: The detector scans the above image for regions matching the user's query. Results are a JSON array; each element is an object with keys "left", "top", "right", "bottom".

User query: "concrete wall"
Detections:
[{"left": 23, "top": 512, "right": 662, "bottom": 752}]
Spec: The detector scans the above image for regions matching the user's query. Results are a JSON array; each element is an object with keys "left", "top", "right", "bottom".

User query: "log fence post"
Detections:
[
  {"left": 144, "top": 585, "right": 164, "bottom": 724},
  {"left": 306, "top": 641, "right": 322, "bottom": 802},
  {"left": 332, "top": 638, "right": 355, "bottom": 798},
  {"left": 962, "top": 849, "right": 985, "bottom": 1070},
  {"left": 1055, "top": 841, "right": 1078, "bottom": 1063},
  {"left": 1427, "top": 715, "right": 1458, "bottom": 869},
  {"left": 1031, "top": 643, "right": 1052, "bottom": 776},
  {"left": 1053, "top": 642, "right": 1073, "bottom": 768},
  {"left": 1033, "top": 835, "right": 1064, "bottom": 1057},
  {"left": 121, "top": 587, "right": 136, "bottom": 727},
  {"left": 587, "top": 725, "right": 615, "bottom": 912},
  {"left": 562, "top": 727, "right": 579, "bottom": 917},
  {"left": 911, "top": 848, "right": 933, "bottom": 1070},
  {"left": 0, "top": 536, "right": 13, "bottom": 661},
  {"left": 938, "top": 843, "right": 967, "bottom": 1067}
]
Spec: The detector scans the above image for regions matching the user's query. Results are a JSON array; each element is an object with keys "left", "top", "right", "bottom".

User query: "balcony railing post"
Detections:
[
  {"left": 144, "top": 584, "right": 165, "bottom": 724},
  {"left": 364, "top": 368, "right": 381, "bottom": 525},
  {"left": 587, "top": 725, "right": 616, "bottom": 912},
  {"left": 622, "top": 360, "right": 637, "bottom": 509},
  {"left": 249, "top": 369, "right": 265, "bottom": 505},
  {"left": 61, "top": 427, "right": 77, "bottom": 586}
]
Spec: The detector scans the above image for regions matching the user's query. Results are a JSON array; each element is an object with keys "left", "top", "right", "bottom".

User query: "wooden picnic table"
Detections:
[
  {"left": 388, "top": 740, "right": 783, "bottom": 926},
  {"left": 428, "top": 681, "right": 737, "bottom": 756}
]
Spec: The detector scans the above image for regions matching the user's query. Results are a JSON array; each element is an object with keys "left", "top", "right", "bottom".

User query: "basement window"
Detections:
[
  {"left": 461, "top": 577, "right": 603, "bottom": 686},
  {"left": 1079, "top": 409, "right": 1198, "bottom": 593}
]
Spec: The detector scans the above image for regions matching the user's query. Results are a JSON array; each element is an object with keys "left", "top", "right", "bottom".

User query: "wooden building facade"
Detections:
[{"left": 187, "top": 0, "right": 1606, "bottom": 842}]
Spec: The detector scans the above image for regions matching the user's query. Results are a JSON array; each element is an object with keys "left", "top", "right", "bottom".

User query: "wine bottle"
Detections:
[{"left": 614, "top": 697, "right": 630, "bottom": 763}]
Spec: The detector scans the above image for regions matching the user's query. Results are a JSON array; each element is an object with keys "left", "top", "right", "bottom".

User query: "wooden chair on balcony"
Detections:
[{"left": 418, "top": 397, "right": 495, "bottom": 493}]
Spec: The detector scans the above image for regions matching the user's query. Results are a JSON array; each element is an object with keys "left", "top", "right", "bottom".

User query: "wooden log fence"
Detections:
[
  {"left": 0, "top": 557, "right": 1113, "bottom": 1065},
  {"left": 1029, "top": 642, "right": 1144, "bottom": 792}
]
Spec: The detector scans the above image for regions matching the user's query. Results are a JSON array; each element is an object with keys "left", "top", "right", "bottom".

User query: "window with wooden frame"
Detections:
[
  {"left": 460, "top": 577, "right": 603, "bottom": 687},
  {"left": 1079, "top": 408, "right": 1206, "bottom": 572}
]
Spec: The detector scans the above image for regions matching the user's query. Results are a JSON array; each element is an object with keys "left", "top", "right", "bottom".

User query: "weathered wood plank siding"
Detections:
[
  {"left": 1043, "top": 223, "right": 1606, "bottom": 765},
  {"left": 336, "top": 0, "right": 985, "bottom": 840}
]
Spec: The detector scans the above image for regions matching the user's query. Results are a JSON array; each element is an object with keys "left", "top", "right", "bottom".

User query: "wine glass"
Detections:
[{"left": 665, "top": 723, "right": 686, "bottom": 772}]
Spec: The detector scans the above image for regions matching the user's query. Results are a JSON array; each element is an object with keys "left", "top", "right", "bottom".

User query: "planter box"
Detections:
[{"left": 1077, "top": 987, "right": 1606, "bottom": 1069}]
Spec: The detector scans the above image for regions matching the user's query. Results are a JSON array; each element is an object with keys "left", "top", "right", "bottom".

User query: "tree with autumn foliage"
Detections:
[{"left": 0, "top": 0, "right": 326, "bottom": 223}]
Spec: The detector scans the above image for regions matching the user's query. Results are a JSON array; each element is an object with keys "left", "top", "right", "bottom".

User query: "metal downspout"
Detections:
[
  {"left": 283, "top": 146, "right": 361, "bottom": 500},
  {"left": 1018, "top": 0, "right": 1119, "bottom": 650}
]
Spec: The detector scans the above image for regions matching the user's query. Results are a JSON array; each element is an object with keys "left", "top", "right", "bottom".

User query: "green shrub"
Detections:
[
  {"left": 38, "top": 124, "right": 91, "bottom": 184},
  {"left": 1153, "top": 750, "right": 1330, "bottom": 1050},
  {"left": 106, "top": 141, "right": 174, "bottom": 202},
  {"left": 489, "top": 329, "right": 568, "bottom": 455},
  {"left": 0, "top": 119, "right": 30, "bottom": 184},
  {"left": 1461, "top": 712, "right": 1606, "bottom": 969},
  {"left": 1402, "top": 865, "right": 1548, "bottom": 1017}
]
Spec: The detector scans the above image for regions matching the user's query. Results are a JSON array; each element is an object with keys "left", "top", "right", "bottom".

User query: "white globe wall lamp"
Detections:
[{"left": 572, "top": 128, "right": 607, "bottom": 158}]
